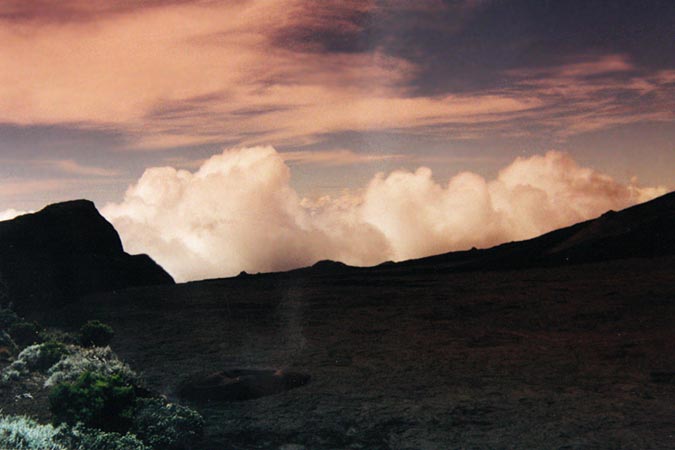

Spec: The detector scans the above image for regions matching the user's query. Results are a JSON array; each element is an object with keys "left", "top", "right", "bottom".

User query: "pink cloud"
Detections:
[
  {"left": 35, "top": 160, "right": 120, "bottom": 177},
  {"left": 3, "top": 0, "right": 644, "bottom": 151},
  {"left": 1, "top": 2, "right": 673, "bottom": 150}
]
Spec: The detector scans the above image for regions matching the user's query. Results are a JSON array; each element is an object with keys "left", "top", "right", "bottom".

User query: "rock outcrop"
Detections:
[{"left": 0, "top": 200, "right": 173, "bottom": 316}]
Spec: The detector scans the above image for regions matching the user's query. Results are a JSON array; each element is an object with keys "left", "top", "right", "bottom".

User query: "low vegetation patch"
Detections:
[
  {"left": 22, "top": 341, "right": 71, "bottom": 372},
  {"left": 8, "top": 321, "right": 42, "bottom": 347},
  {"left": 0, "top": 306, "right": 21, "bottom": 328},
  {"left": 45, "top": 346, "right": 138, "bottom": 388},
  {"left": 41, "top": 328, "right": 80, "bottom": 346},
  {"left": 1, "top": 308, "right": 204, "bottom": 449},
  {"left": 0, "top": 330, "right": 18, "bottom": 359},
  {"left": 56, "top": 424, "right": 149, "bottom": 450},
  {"left": 0, "top": 415, "right": 65, "bottom": 450},
  {"left": 131, "top": 398, "right": 205, "bottom": 450},
  {"left": 0, "top": 415, "right": 149, "bottom": 450},
  {"left": 79, "top": 320, "right": 115, "bottom": 347},
  {"left": 49, "top": 371, "right": 137, "bottom": 432},
  {"left": 0, "top": 341, "right": 72, "bottom": 385}
]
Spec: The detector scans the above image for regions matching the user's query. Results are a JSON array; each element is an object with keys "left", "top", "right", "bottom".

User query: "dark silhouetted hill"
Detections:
[
  {"left": 0, "top": 200, "right": 173, "bottom": 316},
  {"left": 377, "top": 190, "right": 675, "bottom": 275}
]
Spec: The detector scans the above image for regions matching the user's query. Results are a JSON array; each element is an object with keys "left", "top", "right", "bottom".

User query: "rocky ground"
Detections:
[{"left": 43, "top": 255, "right": 675, "bottom": 449}]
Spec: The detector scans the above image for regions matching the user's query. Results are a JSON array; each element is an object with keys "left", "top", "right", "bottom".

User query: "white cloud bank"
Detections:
[
  {"left": 102, "top": 147, "right": 667, "bottom": 281},
  {"left": 0, "top": 209, "right": 28, "bottom": 221}
]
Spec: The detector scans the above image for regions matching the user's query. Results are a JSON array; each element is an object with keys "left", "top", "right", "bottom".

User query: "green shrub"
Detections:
[
  {"left": 0, "top": 342, "right": 72, "bottom": 385},
  {"left": 0, "top": 330, "right": 18, "bottom": 357},
  {"left": 33, "top": 341, "right": 71, "bottom": 372},
  {"left": 0, "top": 414, "right": 67, "bottom": 450},
  {"left": 0, "top": 415, "right": 149, "bottom": 450},
  {"left": 41, "top": 328, "right": 80, "bottom": 345},
  {"left": 45, "top": 346, "right": 138, "bottom": 388},
  {"left": 131, "top": 398, "right": 204, "bottom": 450},
  {"left": 20, "top": 342, "right": 70, "bottom": 371},
  {"left": 9, "top": 321, "right": 42, "bottom": 347},
  {"left": 0, "top": 306, "right": 21, "bottom": 328},
  {"left": 56, "top": 424, "right": 149, "bottom": 450},
  {"left": 80, "top": 320, "right": 115, "bottom": 347},
  {"left": 49, "top": 371, "right": 136, "bottom": 432}
]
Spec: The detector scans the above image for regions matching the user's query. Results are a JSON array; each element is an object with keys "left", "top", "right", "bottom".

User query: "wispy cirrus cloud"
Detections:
[
  {"left": 496, "top": 54, "right": 675, "bottom": 139},
  {"left": 162, "top": 148, "right": 431, "bottom": 171},
  {"left": 35, "top": 159, "right": 120, "bottom": 177},
  {"left": 280, "top": 149, "right": 405, "bottom": 166},
  {"left": 0, "top": 0, "right": 197, "bottom": 23},
  {"left": 0, "top": 178, "right": 75, "bottom": 198},
  {"left": 0, "top": 0, "right": 621, "bottom": 152},
  {"left": 0, "top": 0, "right": 673, "bottom": 157}
]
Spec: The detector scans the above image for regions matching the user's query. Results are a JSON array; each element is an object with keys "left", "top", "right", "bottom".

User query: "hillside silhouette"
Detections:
[
  {"left": 0, "top": 200, "right": 173, "bottom": 317},
  {"left": 288, "top": 190, "right": 675, "bottom": 277}
]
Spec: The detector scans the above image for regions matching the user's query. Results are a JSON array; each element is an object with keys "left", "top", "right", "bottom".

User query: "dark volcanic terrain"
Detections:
[
  {"left": 2, "top": 193, "right": 674, "bottom": 449},
  {"left": 58, "top": 256, "right": 675, "bottom": 449}
]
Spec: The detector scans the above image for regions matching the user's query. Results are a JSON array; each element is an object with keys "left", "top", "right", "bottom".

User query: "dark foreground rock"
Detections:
[{"left": 0, "top": 200, "right": 173, "bottom": 317}]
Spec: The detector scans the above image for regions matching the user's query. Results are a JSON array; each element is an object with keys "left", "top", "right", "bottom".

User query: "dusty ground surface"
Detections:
[
  {"left": 42, "top": 256, "right": 675, "bottom": 448},
  {"left": 0, "top": 370, "right": 51, "bottom": 422}
]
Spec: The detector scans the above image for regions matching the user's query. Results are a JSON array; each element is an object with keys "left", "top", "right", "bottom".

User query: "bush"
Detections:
[
  {"left": 0, "top": 360, "right": 27, "bottom": 385},
  {"left": 9, "top": 321, "right": 42, "bottom": 347},
  {"left": 45, "top": 346, "right": 138, "bottom": 388},
  {"left": 131, "top": 398, "right": 204, "bottom": 450},
  {"left": 0, "top": 342, "right": 72, "bottom": 385},
  {"left": 80, "top": 320, "right": 115, "bottom": 347},
  {"left": 56, "top": 423, "right": 149, "bottom": 450},
  {"left": 0, "top": 414, "right": 67, "bottom": 450},
  {"left": 0, "top": 415, "right": 149, "bottom": 450},
  {"left": 49, "top": 371, "right": 136, "bottom": 432},
  {"left": 0, "top": 306, "right": 21, "bottom": 328},
  {"left": 0, "top": 330, "right": 18, "bottom": 358},
  {"left": 41, "top": 328, "right": 80, "bottom": 345},
  {"left": 23, "top": 341, "right": 70, "bottom": 372}
]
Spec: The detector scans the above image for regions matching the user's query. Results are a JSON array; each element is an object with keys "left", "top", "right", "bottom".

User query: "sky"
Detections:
[{"left": 1, "top": 0, "right": 674, "bottom": 280}]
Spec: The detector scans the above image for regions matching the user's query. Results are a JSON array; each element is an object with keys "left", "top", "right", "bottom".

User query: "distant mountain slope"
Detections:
[
  {"left": 0, "top": 200, "right": 174, "bottom": 316},
  {"left": 289, "top": 191, "right": 675, "bottom": 278},
  {"left": 380, "top": 190, "right": 675, "bottom": 274}
]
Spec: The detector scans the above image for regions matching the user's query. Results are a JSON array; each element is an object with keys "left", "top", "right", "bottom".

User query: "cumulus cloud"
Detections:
[
  {"left": 362, "top": 152, "right": 666, "bottom": 259},
  {"left": 102, "top": 147, "right": 390, "bottom": 281},
  {"left": 102, "top": 147, "right": 667, "bottom": 282}
]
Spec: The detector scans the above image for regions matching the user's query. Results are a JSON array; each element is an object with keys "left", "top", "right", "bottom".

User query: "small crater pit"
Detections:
[{"left": 176, "top": 369, "right": 310, "bottom": 402}]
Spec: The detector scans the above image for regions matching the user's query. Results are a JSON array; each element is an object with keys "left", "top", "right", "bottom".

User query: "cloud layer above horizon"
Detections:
[{"left": 101, "top": 147, "right": 666, "bottom": 282}]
